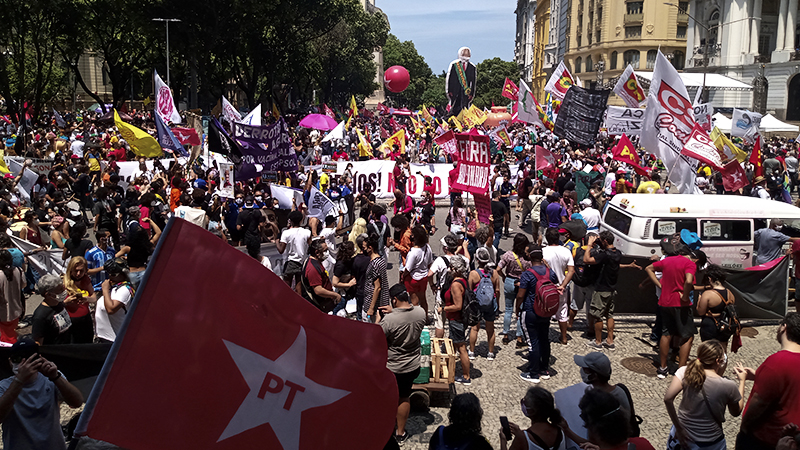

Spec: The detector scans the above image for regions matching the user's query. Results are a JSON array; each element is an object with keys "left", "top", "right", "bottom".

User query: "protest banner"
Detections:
[
  {"left": 307, "top": 186, "right": 337, "bottom": 219},
  {"left": 11, "top": 235, "right": 66, "bottom": 275},
  {"left": 236, "top": 119, "right": 298, "bottom": 172},
  {"left": 681, "top": 124, "right": 725, "bottom": 170},
  {"left": 544, "top": 61, "right": 579, "bottom": 100},
  {"left": 693, "top": 103, "right": 713, "bottom": 133},
  {"left": 612, "top": 65, "right": 646, "bottom": 108},
  {"left": 473, "top": 193, "right": 491, "bottom": 224},
  {"left": 434, "top": 130, "right": 458, "bottom": 155},
  {"left": 451, "top": 130, "right": 491, "bottom": 195},
  {"left": 155, "top": 112, "right": 187, "bottom": 156},
  {"left": 218, "top": 162, "right": 234, "bottom": 198},
  {"left": 115, "top": 110, "right": 163, "bottom": 158},
  {"left": 6, "top": 159, "right": 39, "bottom": 204},
  {"left": 154, "top": 70, "right": 181, "bottom": 124},
  {"left": 222, "top": 95, "right": 243, "bottom": 124},
  {"left": 731, "top": 108, "right": 762, "bottom": 143},
  {"left": 604, "top": 106, "right": 645, "bottom": 136},
  {"left": 553, "top": 86, "right": 609, "bottom": 146},
  {"left": 73, "top": 219, "right": 397, "bottom": 450},
  {"left": 612, "top": 134, "right": 649, "bottom": 176},
  {"left": 270, "top": 185, "right": 304, "bottom": 210},
  {"left": 720, "top": 160, "right": 748, "bottom": 192}
]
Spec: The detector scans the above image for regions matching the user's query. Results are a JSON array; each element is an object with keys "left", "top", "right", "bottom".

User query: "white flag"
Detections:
[
  {"left": 154, "top": 70, "right": 181, "bottom": 124},
  {"left": 544, "top": 61, "right": 581, "bottom": 101},
  {"left": 222, "top": 96, "right": 243, "bottom": 125},
  {"left": 322, "top": 121, "right": 345, "bottom": 143},
  {"left": 612, "top": 65, "right": 646, "bottom": 108},
  {"left": 241, "top": 104, "right": 262, "bottom": 126},
  {"left": 731, "top": 108, "right": 762, "bottom": 143},
  {"left": 517, "top": 80, "right": 545, "bottom": 128},
  {"left": 307, "top": 186, "right": 336, "bottom": 219},
  {"left": 270, "top": 184, "right": 304, "bottom": 210},
  {"left": 53, "top": 108, "right": 66, "bottom": 128},
  {"left": 640, "top": 51, "right": 700, "bottom": 195}
]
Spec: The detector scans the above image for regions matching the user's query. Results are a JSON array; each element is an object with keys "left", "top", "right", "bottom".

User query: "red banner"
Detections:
[
  {"left": 451, "top": 130, "right": 491, "bottom": 195},
  {"left": 720, "top": 160, "right": 749, "bottom": 192},
  {"left": 434, "top": 130, "right": 458, "bottom": 155},
  {"left": 76, "top": 219, "right": 397, "bottom": 450},
  {"left": 535, "top": 145, "right": 556, "bottom": 171},
  {"left": 171, "top": 127, "right": 201, "bottom": 145},
  {"left": 502, "top": 78, "right": 519, "bottom": 100},
  {"left": 681, "top": 124, "right": 725, "bottom": 170}
]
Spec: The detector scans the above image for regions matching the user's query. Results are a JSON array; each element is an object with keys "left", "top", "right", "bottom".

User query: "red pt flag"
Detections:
[
  {"left": 74, "top": 219, "right": 397, "bottom": 450},
  {"left": 721, "top": 160, "right": 749, "bottom": 192},
  {"left": 171, "top": 127, "right": 201, "bottom": 146},
  {"left": 749, "top": 135, "right": 764, "bottom": 178},
  {"left": 535, "top": 145, "right": 556, "bottom": 171},
  {"left": 611, "top": 134, "right": 650, "bottom": 176}
]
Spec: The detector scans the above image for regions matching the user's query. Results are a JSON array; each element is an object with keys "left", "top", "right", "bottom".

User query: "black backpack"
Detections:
[
  {"left": 572, "top": 247, "right": 598, "bottom": 288},
  {"left": 616, "top": 383, "right": 643, "bottom": 437},
  {"left": 449, "top": 279, "right": 481, "bottom": 327}
]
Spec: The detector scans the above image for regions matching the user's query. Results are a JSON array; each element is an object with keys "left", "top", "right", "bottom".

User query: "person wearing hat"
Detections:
[
  {"left": 755, "top": 219, "right": 800, "bottom": 266},
  {"left": 0, "top": 336, "right": 83, "bottom": 449},
  {"left": 95, "top": 257, "right": 135, "bottom": 343},
  {"left": 428, "top": 233, "right": 470, "bottom": 339},
  {"left": 578, "top": 198, "right": 601, "bottom": 233},
  {"left": 751, "top": 175, "right": 770, "bottom": 200},
  {"left": 574, "top": 352, "right": 632, "bottom": 422},
  {"left": 378, "top": 283, "right": 426, "bottom": 443}
]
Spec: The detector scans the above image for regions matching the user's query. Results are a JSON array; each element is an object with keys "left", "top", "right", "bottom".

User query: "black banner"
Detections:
[{"left": 553, "top": 86, "right": 610, "bottom": 146}]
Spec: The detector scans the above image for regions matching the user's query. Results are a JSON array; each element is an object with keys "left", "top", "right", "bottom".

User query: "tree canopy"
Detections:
[{"left": 472, "top": 57, "right": 519, "bottom": 109}]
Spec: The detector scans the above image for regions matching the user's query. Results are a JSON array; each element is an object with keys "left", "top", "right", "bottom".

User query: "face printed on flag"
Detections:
[{"left": 75, "top": 220, "right": 397, "bottom": 450}]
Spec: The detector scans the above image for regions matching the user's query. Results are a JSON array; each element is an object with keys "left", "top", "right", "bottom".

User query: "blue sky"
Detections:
[{"left": 377, "top": 0, "right": 517, "bottom": 74}]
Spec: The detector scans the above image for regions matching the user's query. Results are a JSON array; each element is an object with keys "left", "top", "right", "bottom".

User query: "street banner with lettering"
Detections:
[
  {"left": 640, "top": 50, "right": 700, "bottom": 195},
  {"left": 573, "top": 171, "right": 602, "bottom": 201},
  {"left": 731, "top": 108, "right": 762, "bottom": 143},
  {"left": 222, "top": 95, "right": 243, "bottom": 124},
  {"left": 154, "top": 70, "right": 181, "bottom": 124},
  {"left": 236, "top": 119, "right": 298, "bottom": 172},
  {"left": 612, "top": 65, "right": 646, "bottom": 108},
  {"left": 73, "top": 219, "right": 397, "bottom": 450},
  {"left": 693, "top": 103, "right": 713, "bottom": 132},
  {"left": 681, "top": 124, "right": 725, "bottom": 170},
  {"left": 553, "top": 86, "right": 610, "bottom": 146},
  {"left": 604, "top": 106, "right": 645, "bottom": 136},
  {"left": 307, "top": 186, "right": 336, "bottom": 219},
  {"left": 451, "top": 130, "right": 491, "bottom": 195},
  {"left": 434, "top": 130, "right": 458, "bottom": 155},
  {"left": 612, "top": 134, "right": 649, "bottom": 176}
]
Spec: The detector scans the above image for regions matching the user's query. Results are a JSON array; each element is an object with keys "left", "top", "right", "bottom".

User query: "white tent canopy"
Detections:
[
  {"left": 759, "top": 114, "right": 800, "bottom": 132},
  {"left": 711, "top": 113, "right": 733, "bottom": 132},
  {"left": 635, "top": 72, "right": 753, "bottom": 90}
]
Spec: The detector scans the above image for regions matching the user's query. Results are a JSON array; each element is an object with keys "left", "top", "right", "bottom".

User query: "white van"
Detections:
[{"left": 600, "top": 194, "right": 800, "bottom": 269}]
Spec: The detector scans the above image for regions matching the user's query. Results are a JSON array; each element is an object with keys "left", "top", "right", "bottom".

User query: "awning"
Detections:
[
  {"left": 759, "top": 114, "right": 800, "bottom": 132},
  {"left": 711, "top": 112, "right": 733, "bottom": 132},
  {"left": 635, "top": 72, "right": 753, "bottom": 90}
]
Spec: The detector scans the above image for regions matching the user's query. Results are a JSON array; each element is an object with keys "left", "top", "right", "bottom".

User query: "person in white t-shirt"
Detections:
[
  {"left": 603, "top": 163, "right": 617, "bottom": 196},
  {"left": 578, "top": 198, "right": 601, "bottom": 232},
  {"left": 542, "top": 228, "right": 575, "bottom": 345},
  {"left": 402, "top": 226, "right": 434, "bottom": 315},
  {"left": 277, "top": 211, "right": 312, "bottom": 295},
  {"left": 174, "top": 192, "right": 209, "bottom": 229},
  {"left": 95, "top": 258, "right": 135, "bottom": 343}
]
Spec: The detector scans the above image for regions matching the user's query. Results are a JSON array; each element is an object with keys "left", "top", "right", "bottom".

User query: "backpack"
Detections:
[
  {"left": 368, "top": 222, "right": 388, "bottom": 256},
  {"left": 451, "top": 279, "right": 481, "bottom": 326},
  {"left": 571, "top": 247, "right": 597, "bottom": 288},
  {"left": 474, "top": 269, "right": 496, "bottom": 312},
  {"left": 616, "top": 383, "right": 643, "bottom": 437},
  {"left": 710, "top": 289, "right": 742, "bottom": 341},
  {"left": 527, "top": 267, "right": 561, "bottom": 317}
]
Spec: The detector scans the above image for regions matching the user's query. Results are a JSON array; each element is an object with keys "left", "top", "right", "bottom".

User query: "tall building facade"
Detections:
[
  {"left": 362, "top": 0, "right": 387, "bottom": 109},
  {"left": 684, "top": 0, "right": 800, "bottom": 120},
  {"left": 564, "top": 0, "right": 687, "bottom": 95},
  {"left": 531, "top": 1, "right": 551, "bottom": 99},
  {"left": 515, "top": 0, "right": 538, "bottom": 84}
]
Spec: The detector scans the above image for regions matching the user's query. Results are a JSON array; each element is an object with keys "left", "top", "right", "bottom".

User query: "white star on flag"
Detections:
[{"left": 218, "top": 327, "right": 350, "bottom": 449}]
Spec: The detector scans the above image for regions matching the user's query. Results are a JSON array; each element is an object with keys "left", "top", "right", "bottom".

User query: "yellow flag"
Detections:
[
  {"left": 272, "top": 102, "right": 280, "bottom": 119},
  {"left": 0, "top": 149, "right": 10, "bottom": 174},
  {"left": 349, "top": 95, "right": 357, "bottom": 116},
  {"left": 114, "top": 109, "right": 163, "bottom": 157},
  {"left": 143, "top": 96, "right": 151, "bottom": 107},
  {"left": 459, "top": 108, "right": 476, "bottom": 129},
  {"left": 449, "top": 116, "right": 463, "bottom": 132},
  {"left": 356, "top": 128, "right": 372, "bottom": 157},
  {"left": 469, "top": 105, "right": 487, "bottom": 125},
  {"left": 711, "top": 127, "right": 748, "bottom": 162},
  {"left": 345, "top": 114, "right": 353, "bottom": 130},
  {"left": 410, "top": 115, "right": 421, "bottom": 134},
  {"left": 421, "top": 104, "right": 433, "bottom": 123},
  {"left": 378, "top": 129, "right": 405, "bottom": 156}
]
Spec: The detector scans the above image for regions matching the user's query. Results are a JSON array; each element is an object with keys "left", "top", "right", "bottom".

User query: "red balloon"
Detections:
[{"left": 384, "top": 66, "right": 410, "bottom": 93}]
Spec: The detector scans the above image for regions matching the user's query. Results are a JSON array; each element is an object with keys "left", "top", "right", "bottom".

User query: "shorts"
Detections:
[
  {"left": 660, "top": 306, "right": 697, "bottom": 339},
  {"left": 571, "top": 284, "right": 594, "bottom": 311},
  {"left": 555, "top": 288, "right": 570, "bottom": 323},
  {"left": 283, "top": 260, "right": 303, "bottom": 277},
  {"left": 404, "top": 275, "right": 428, "bottom": 296},
  {"left": 448, "top": 319, "right": 467, "bottom": 344},
  {"left": 589, "top": 290, "right": 616, "bottom": 319},
  {"left": 394, "top": 367, "right": 421, "bottom": 399},
  {"left": 478, "top": 306, "right": 499, "bottom": 322}
]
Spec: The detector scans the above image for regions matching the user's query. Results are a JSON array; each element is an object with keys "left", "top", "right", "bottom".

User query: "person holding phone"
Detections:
[
  {"left": 500, "top": 386, "right": 566, "bottom": 450},
  {"left": 0, "top": 337, "right": 83, "bottom": 449}
]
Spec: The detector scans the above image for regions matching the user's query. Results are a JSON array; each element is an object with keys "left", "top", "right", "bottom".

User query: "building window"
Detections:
[
  {"left": 626, "top": 1, "right": 643, "bottom": 14},
  {"left": 596, "top": 30, "right": 601, "bottom": 43},
  {"left": 646, "top": 50, "right": 657, "bottom": 69},
  {"left": 624, "top": 50, "right": 640, "bottom": 69},
  {"left": 598, "top": 7, "right": 603, "bottom": 22},
  {"left": 576, "top": 57, "right": 582, "bottom": 73},
  {"left": 677, "top": 26, "right": 687, "bottom": 39},
  {"left": 577, "top": 36, "right": 582, "bottom": 47},
  {"left": 588, "top": 33, "right": 593, "bottom": 45},
  {"left": 678, "top": 1, "right": 688, "bottom": 14},
  {"left": 625, "top": 26, "right": 642, "bottom": 38},
  {"left": 759, "top": 34, "right": 771, "bottom": 55},
  {"left": 673, "top": 50, "right": 685, "bottom": 70},
  {"left": 611, "top": 51, "right": 618, "bottom": 69},
  {"left": 586, "top": 55, "right": 594, "bottom": 72}
]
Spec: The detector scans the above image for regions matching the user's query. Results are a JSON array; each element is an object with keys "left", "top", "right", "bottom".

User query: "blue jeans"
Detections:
[
  {"left": 503, "top": 277, "right": 522, "bottom": 337},
  {"left": 493, "top": 231, "right": 502, "bottom": 253},
  {"left": 521, "top": 310, "right": 551, "bottom": 375}
]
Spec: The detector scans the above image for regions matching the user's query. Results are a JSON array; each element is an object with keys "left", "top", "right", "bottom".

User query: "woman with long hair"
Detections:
[
  {"left": 63, "top": 256, "right": 97, "bottom": 343},
  {"left": 331, "top": 241, "right": 357, "bottom": 317},
  {"left": 697, "top": 265, "right": 736, "bottom": 350},
  {"left": 428, "top": 393, "right": 491, "bottom": 449},
  {"left": 500, "top": 387, "right": 566, "bottom": 450},
  {"left": 448, "top": 196, "right": 467, "bottom": 236},
  {"left": 116, "top": 222, "right": 162, "bottom": 290},
  {"left": 49, "top": 213, "right": 69, "bottom": 250},
  {"left": 0, "top": 250, "right": 24, "bottom": 343},
  {"left": 663, "top": 340, "right": 745, "bottom": 450},
  {"left": 497, "top": 234, "right": 532, "bottom": 347},
  {"left": 19, "top": 210, "right": 44, "bottom": 247},
  {"left": 348, "top": 218, "right": 369, "bottom": 248},
  {"left": 402, "top": 226, "right": 433, "bottom": 315}
]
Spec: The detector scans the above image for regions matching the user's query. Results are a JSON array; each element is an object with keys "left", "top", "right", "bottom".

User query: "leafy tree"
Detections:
[
  {"left": 472, "top": 57, "right": 519, "bottom": 109},
  {"left": 382, "top": 34, "right": 433, "bottom": 108},
  {"left": 420, "top": 72, "right": 447, "bottom": 110}
]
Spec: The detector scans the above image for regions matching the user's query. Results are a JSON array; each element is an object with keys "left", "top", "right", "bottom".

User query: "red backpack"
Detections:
[{"left": 527, "top": 267, "right": 560, "bottom": 317}]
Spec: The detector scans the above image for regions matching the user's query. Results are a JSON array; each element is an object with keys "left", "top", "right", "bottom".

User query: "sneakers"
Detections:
[
  {"left": 603, "top": 342, "right": 616, "bottom": 351},
  {"left": 486, "top": 352, "right": 495, "bottom": 361},
  {"left": 455, "top": 375, "right": 472, "bottom": 385},
  {"left": 586, "top": 340, "right": 604, "bottom": 350},
  {"left": 656, "top": 367, "right": 669, "bottom": 379},
  {"left": 395, "top": 432, "right": 408, "bottom": 444},
  {"left": 539, "top": 369, "right": 551, "bottom": 380},
  {"left": 468, "top": 350, "right": 476, "bottom": 360},
  {"left": 519, "top": 372, "right": 541, "bottom": 383}
]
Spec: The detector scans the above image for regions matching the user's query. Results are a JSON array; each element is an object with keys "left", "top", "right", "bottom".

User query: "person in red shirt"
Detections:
[
  {"left": 301, "top": 239, "right": 341, "bottom": 312},
  {"left": 735, "top": 313, "right": 800, "bottom": 450},
  {"left": 448, "top": 162, "right": 461, "bottom": 208},
  {"left": 108, "top": 140, "right": 127, "bottom": 161},
  {"left": 645, "top": 248, "right": 702, "bottom": 378},
  {"left": 422, "top": 176, "right": 436, "bottom": 207},
  {"left": 392, "top": 156, "right": 407, "bottom": 194}
]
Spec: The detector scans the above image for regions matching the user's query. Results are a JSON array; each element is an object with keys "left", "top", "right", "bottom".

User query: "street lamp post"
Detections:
[
  {"left": 152, "top": 18, "right": 181, "bottom": 86},
  {"left": 595, "top": 60, "right": 605, "bottom": 87}
]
